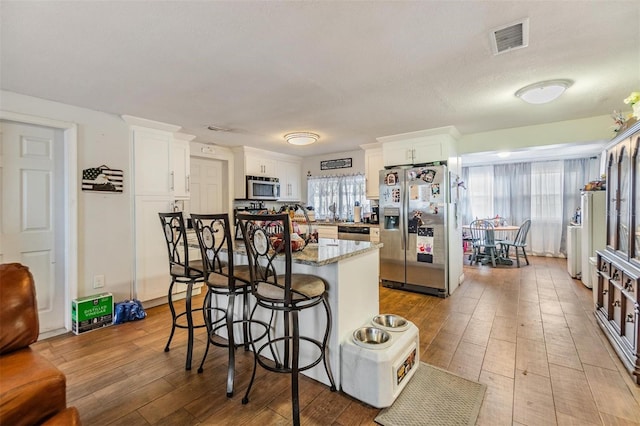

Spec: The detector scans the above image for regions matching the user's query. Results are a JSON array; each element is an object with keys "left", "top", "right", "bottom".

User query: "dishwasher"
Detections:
[{"left": 338, "top": 225, "right": 370, "bottom": 241}]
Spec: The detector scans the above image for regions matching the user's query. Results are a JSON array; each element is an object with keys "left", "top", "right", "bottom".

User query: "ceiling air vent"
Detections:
[{"left": 490, "top": 18, "right": 529, "bottom": 55}]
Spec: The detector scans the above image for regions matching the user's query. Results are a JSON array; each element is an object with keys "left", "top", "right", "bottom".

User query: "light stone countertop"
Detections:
[
  {"left": 312, "top": 222, "right": 379, "bottom": 228},
  {"left": 188, "top": 232, "right": 382, "bottom": 267}
]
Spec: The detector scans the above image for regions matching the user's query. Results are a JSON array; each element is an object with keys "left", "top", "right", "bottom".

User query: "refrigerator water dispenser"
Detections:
[{"left": 383, "top": 207, "right": 400, "bottom": 230}]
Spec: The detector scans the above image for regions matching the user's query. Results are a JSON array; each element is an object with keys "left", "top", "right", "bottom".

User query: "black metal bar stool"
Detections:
[
  {"left": 158, "top": 212, "right": 206, "bottom": 371},
  {"left": 190, "top": 213, "right": 271, "bottom": 397},
  {"left": 237, "top": 213, "right": 336, "bottom": 426}
]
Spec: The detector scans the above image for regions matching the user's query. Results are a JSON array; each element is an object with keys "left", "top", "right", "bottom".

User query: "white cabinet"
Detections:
[
  {"left": 172, "top": 135, "right": 192, "bottom": 199},
  {"left": 370, "top": 227, "right": 380, "bottom": 243},
  {"left": 378, "top": 127, "right": 459, "bottom": 167},
  {"left": 364, "top": 147, "right": 384, "bottom": 199},
  {"left": 125, "top": 116, "right": 186, "bottom": 304},
  {"left": 233, "top": 146, "right": 302, "bottom": 199},
  {"left": 317, "top": 224, "right": 338, "bottom": 239},
  {"left": 383, "top": 138, "right": 446, "bottom": 166},
  {"left": 134, "top": 196, "right": 174, "bottom": 301},
  {"left": 131, "top": 126, "right": 192, "bottom": 199},
  {"left": 246, "top": 155, "right": 277, "bottom": 177},
  {"left": 278, "top": 160, "right": 302, "bottom": 202},
  {"left": 133, "top": 128, "right": 172, "bottom": 196}
]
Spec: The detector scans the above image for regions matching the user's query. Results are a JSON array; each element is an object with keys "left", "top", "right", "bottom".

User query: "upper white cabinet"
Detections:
[
  {"left": 363, "top": 144, "right": 384, "bottom": 199},
  {"left": 172, "top": 133, "right": 194, "bottom": 199},
  {"left": 279, "top": 160, "right": 302, "bottom": 202},
  {"left": 132, "top": 127, "right": 173, "bottom": 196},
  {"left": 246, "top": 155, "right": 277, "bottom": 177},
  {"left": 378, "top": 126, "right": 460, "bottom": 167},
  {"left": 233, "top": 146, "right": 302, "bottom": 199}
]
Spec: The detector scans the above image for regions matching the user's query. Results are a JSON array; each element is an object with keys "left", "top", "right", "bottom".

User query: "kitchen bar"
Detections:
[{"left": 189, "top": 235, "right": 383, "bottom": 387}]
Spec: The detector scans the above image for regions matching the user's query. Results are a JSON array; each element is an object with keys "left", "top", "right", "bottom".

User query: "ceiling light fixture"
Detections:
[
  {"left": 515, "top": 79, "right": 573, "bottom": 104},
  {"left": 285, "top": 132, "right": 319, "bottom": 146}
]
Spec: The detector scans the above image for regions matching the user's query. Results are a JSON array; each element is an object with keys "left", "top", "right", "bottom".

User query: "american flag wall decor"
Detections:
[{"left": 82, "top": 165, "right": 124, "bottom": 193}]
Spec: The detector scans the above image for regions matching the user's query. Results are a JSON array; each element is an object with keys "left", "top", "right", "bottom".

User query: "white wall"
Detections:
[
  {"left": 301, "top": 149, "right": 365, "bottom": 201},
  {"left": 458, "top": 115, "right": 612, "bottom": 154},
  {"left": 302, "top": 149, "right": 365, "bottom": 178},
  {"left": 1, "top": 90, "right": 133, "bottom": 301}
]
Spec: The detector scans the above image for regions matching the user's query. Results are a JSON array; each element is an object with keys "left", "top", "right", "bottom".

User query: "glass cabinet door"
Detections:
[
  {"left": 618, "top": 144, "right": 630, "bottom": 256},
  {"left": 633, "top": 137, "right": 640, "bottom": 262},
  {"left": 607, "top": 151, "right": 618, "bottom": 249}
]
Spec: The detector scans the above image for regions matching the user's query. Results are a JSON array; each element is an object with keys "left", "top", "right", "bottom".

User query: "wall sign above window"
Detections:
[{"left": 320, "top": 157, "right": 352, "bottom": 170}]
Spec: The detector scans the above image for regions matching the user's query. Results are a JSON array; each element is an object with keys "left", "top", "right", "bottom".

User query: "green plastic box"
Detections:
[{"left": 71, "top": 292, "right": 113, "bottom": 335}]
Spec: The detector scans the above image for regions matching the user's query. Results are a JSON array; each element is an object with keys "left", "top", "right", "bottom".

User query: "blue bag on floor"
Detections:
[{"left": 113, "top": 299, "right": 146, "bottom": 324}]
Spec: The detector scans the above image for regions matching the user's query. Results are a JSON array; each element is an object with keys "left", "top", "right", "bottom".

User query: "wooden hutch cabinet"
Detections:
[{"left": 595, "top": 120, "right": 640, "bottom": 384}]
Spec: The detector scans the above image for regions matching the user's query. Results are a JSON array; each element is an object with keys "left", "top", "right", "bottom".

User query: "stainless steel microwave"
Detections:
[{"left": 246, "top": 176, "right": 280, "bottom": 200}]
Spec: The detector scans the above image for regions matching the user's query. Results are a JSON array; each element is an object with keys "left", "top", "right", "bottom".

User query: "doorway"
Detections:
[
  {"left": 189, "top": 157, "right": 225, "bottom": 214},
  {"left": 0, "top": 112, "right": 78, "bottom": 337}
]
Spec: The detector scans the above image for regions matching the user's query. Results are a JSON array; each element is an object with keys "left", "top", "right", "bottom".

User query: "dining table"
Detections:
[{"left": 462, "top": 224, "right": 520, "bottom": 266}]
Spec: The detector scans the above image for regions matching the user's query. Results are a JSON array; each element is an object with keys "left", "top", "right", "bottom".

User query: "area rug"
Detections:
[{"left": 375, "top": 362, "right": 487, "bottom": 426}]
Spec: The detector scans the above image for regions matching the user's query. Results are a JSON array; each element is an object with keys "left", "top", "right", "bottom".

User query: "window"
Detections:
[
  {"left": 462, "top": 157, "right": 597, "bottom": 256},
  {"left": 307, "top": 174, "right": 369, "bottom": 221}
]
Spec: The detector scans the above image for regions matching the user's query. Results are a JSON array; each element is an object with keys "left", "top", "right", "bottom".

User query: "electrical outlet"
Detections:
[{"left": 93, "top": 275, "right": 105, "bottom": 289}]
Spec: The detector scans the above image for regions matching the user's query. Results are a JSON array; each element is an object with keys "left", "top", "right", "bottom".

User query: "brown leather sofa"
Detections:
[{"left": 0, "top": 263, "right": 81, "bottom": 425}]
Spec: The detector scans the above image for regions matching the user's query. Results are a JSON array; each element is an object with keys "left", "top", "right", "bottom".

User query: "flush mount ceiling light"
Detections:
[
  {"left": 515, "top": 79, "right": 573, "bottom": 104},
  {"left": 285, "top": 132, "right": 319, "bottom": 146}
]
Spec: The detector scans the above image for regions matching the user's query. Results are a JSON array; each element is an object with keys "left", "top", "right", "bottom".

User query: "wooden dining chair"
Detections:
[
  {"left": 499, "top": 219, "right": 531, "bottom": 267},
  {"left": 468, "top": 219, "right": 498, "bottom": 267}
]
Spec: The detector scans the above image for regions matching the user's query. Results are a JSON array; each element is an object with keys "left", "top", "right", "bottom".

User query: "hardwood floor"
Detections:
[{"left": 33, "top": 257, "right": 640, "bottom": 425}]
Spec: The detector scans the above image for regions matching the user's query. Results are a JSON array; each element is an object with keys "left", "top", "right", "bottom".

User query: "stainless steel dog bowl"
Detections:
[
  {"left": 372, "top": 314, "right": 409, "bottom": 332},
  {"left": 352, "top": 326, "right": 392, "bottom": 349}
]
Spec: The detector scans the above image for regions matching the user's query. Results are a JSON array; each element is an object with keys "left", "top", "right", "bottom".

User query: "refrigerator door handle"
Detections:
[{"left": 400, "top": 175, "right": 407, "bottom": 250}]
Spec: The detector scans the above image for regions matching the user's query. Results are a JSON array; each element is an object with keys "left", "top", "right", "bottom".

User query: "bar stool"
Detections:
[
  {"left": 236, "top": 213, "right": 336, "bottom": 426},
  {"left": 190, "top": 213, "right": 271, "bottom": 397},
  {"left": 158, "top": 212, "right": 206, "bottom": 370}
]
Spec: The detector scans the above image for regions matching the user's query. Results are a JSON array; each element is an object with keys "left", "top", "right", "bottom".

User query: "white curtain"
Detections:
[
  {"left": 463, "top": 166, "right": 494, "bottom": 221},
  {"left": 530, "top": 161, "right": 564, "bottom": 256},
  {"left": 307, "top": 174, "right": 367, "bottom": 220},
  {"left": 462, "top": 157, "right": 597, "bottom": 257},
  {"left": 494, "top": 163, "right": 531, "bottom": 228}
]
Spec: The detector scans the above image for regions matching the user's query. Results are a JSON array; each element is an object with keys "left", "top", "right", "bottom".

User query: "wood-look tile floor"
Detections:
[{"left": 33, "top": 257, "right": 640, "bottom": 425}]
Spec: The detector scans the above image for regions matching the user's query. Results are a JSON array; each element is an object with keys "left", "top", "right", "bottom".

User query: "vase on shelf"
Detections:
[{"left": 619, "top": 116, "right": 638, "bottom": 133}]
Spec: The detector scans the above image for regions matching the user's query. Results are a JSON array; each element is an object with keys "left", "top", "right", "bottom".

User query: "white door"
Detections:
[
  {"left": 0, "top": 121, "right": 65, "bottom": 333},
  {"left": 190, "top": 158, "right": 223, "bottom": 213}
]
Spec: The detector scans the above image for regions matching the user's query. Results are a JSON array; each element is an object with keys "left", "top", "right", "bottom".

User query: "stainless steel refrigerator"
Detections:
[{"left": 379, "top": 165, "right": 449, "bottom": 296}]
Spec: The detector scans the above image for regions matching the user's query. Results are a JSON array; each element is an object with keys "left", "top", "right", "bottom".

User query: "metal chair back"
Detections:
[
  {"left": 236, "top": 213, "right": 295, "bottom": 304},
  {"left": 158, "top": 212, "right": 192, "bottom": 275},
  {"left": 191, "top": 213, "right": 234, "bottom": 288}
]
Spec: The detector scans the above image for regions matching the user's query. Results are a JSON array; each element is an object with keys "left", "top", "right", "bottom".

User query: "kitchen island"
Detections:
[{"left": 192, "top": 236, "right": 382, "bottom": 388}]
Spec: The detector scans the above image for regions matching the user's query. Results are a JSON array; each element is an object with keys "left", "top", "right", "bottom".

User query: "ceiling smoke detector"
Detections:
[{"left": 490, "top": 18, "right": 529, "bottom": 55}]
